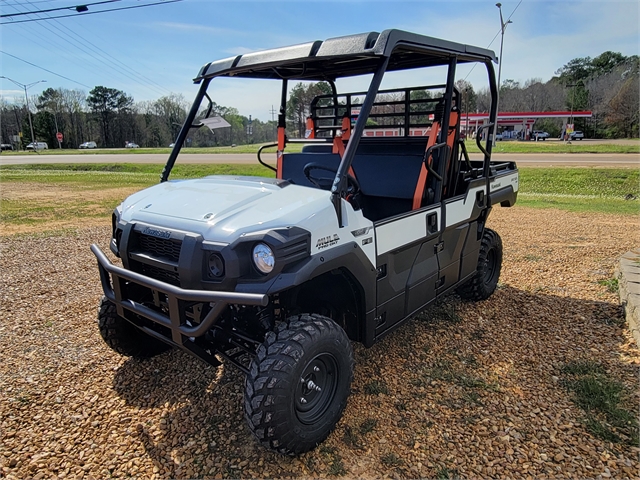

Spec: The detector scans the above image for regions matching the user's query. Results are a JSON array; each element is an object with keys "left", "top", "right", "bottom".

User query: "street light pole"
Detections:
[
  {"left": 0, "top": 76, "right": 46, "bottom": 150},
  {"left": 493, "top": 3, "right": 512, "bottom": 146}
]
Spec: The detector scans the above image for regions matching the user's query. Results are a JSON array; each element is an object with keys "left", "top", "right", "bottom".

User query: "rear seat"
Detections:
[{"left": 281, "top": 140, "right": 428, "bottom": 220}]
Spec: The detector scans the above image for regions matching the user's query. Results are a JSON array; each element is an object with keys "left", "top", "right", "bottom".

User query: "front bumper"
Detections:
[{"left": 91, "top": 244, "right": 269, "bottom": 347}]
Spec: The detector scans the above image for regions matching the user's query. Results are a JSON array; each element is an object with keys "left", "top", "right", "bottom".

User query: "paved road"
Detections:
[{"left": 1, "top": 152, "right": 638, "bottom": 167}]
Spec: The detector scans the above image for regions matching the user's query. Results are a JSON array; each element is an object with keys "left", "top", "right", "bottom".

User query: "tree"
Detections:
[
  {"left": 286, "top": 82, "right": 332, "bottom": 137},
  {"left": 87, "top": 86, "right": 133, "bottom": 147},
  {"left": 606, "top": 75, "right": 640, "bottom": 138}
]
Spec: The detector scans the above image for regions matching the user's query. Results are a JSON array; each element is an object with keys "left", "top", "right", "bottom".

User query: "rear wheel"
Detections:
[
  {"left": 244, "top": 314, "right": 354, "bottom": 455},
  {"left": 97, "top": 297, "right": 171, "bottom": 358},
  {"left": 457, "top": 228, "right": 503, "bottom": 301}
]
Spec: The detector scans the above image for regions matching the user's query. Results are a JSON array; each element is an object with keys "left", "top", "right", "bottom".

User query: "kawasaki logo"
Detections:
[
  {"left": 316, "top": 234, "right": 340, "bottom": 250},
  {"left": 142, "top": 227, "right": 172, "bottom": 239}
]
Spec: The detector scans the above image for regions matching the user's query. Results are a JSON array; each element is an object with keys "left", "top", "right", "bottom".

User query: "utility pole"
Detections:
[
  {"left": 493, "top": 3, "right": 512, "bottom": 146},
  {"left": 0, "top": 76, "right": 46, "bottom": 150}
]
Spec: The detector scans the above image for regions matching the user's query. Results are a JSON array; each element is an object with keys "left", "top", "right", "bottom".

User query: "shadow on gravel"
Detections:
[
  {"left": 105, "top": 285, "right": 636, "bottom": 478},
  {"left": 111, "top": 349, "right": 293, "bottom": 477}
]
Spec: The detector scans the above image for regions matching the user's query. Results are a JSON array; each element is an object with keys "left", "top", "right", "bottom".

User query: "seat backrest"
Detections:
[{"left": 280, "top": 152, "right": 342, "bottom": 187}]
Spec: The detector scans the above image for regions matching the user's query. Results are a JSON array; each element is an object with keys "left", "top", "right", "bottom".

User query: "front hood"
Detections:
[{"left": 120, "top": 176, "right": 333, "bottom": 240}]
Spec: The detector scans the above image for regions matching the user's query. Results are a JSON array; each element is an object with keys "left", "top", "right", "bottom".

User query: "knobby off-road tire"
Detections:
[
  {"left": 98, "top": 297, "right": 171, "bottom": 358},
  {"left": 244, "top": 314, "right": 354, "bottom": 455},
  {"left": 457, "top": 228, "right": 503, "bottom": 301}
]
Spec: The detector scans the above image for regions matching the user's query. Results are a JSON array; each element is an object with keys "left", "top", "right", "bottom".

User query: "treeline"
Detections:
[
  {"left": 470, "top": 51, "right": 639, "bottom": 138},
  {"left": 0, "top": 86, "right": 277, "bottom": 149},
  {"left": 1, "top": 50, "right": 638, "bottom": 149}
]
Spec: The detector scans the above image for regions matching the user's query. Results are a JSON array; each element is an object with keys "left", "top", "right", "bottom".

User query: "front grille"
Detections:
[
  {"left": 137, "top": 233, "right": 182, "bottom": 262},
  {"left": 134, "top": 261, "right": 181, "bottom": 286}
]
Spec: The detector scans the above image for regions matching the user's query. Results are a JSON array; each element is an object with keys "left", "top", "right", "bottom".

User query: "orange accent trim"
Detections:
[
  {"left": 332, "top": 136, "right": 345, "bottom": 156},
  {"left": 305, "top": 117, "right": 315, "bottom": 139},
  {"left": 277, "top": 126, "right": 286, "bottom": 151},
  {"left": 442, "top": 112, "right": 459, "bottom": 196},
  {"left": 332, "top": 116, "right": 351, "bottom": 155},
  {"left": 276, "top": 127, "right": 286, "bottom": 179},
  {"left": 412, "top": 121, "right": 441, "bottom": 210},
  {"left": 341, "top": 116, "right": 351, "bottom": 141}
]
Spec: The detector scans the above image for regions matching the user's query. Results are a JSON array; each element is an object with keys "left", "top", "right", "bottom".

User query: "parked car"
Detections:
[
  {"left": 570, "top": 131, "right": 584, "bottom": 140},
  {"left": 79, "top": 141, "right": 97, "bottom": 149},
  {"left": 125, "top": 142, "right": 139, "bottom": 148},
  {"left": 495, "top": 132, "right": 503, "bottom": 141},
  {"left": 0, "top": 143, "right": 13, "bottom": 151},
  {"left": 26, "top": 142, "right": 48, "bottom": 150},
  {"left": 531, "top": 131, "right": 550, "bottom": 141}
]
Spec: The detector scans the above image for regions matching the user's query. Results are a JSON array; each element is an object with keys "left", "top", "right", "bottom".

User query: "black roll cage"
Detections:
[{"left": 161, "top": 29, "right": 499, "bottom": 222}]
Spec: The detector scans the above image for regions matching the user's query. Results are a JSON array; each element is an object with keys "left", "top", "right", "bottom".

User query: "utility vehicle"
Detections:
[{"left": 91, "top": 29, "right": 518, "bottom": 455}]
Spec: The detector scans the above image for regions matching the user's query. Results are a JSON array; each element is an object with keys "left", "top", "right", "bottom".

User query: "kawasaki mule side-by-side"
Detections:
[{"left": 91, "top": 29, "right": 518, "bottom": 454}]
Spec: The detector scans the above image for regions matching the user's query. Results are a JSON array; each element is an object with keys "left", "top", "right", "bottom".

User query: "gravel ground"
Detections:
[{"left": 1, "top": 205, "right": 639, "bottom": 479}]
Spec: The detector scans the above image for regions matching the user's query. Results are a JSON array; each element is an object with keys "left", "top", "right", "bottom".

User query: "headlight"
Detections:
[
  {"left": 252, "top": 243, "right": 275, "bottom": 274},
  {"left": 208, "top": 253, "right": 224, "bottom": 278}
]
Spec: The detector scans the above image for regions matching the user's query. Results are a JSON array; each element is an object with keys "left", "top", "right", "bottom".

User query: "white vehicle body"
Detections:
[
  {"left": 90, "top": 28, "right": 520, "bottom": 456},
  {"left": 119, "top": 176, "right": 377, "bottom": 265}
]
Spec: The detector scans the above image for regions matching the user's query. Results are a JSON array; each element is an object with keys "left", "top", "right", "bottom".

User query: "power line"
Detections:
[
  {"left": 1, "top": 0, "right": 183, "bottom": 24},
  {"left": 6, "top": 15, "right": 161, "bottom": 95},
  {"left": 0, "top": 1, "right": 120, "bottom": 18},
  {"left": 0, "top": 50, "right": 92, "bottom": 88},
  {"left": 6, "top": 0, "right": 171, "bottom": 96}
]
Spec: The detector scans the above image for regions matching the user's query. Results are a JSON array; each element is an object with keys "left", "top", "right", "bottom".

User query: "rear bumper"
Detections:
[{"left": 91, "top": 244, "right": 269, "bottom": 345}]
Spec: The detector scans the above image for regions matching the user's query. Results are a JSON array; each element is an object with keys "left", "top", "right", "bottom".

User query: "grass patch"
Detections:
[
  {"left": 464, "top": 139, "right": 639, "bottom": 154},
  {"left": 561, "top": 360, "right": 638, "bottom": 445},
  {"left": 598, "top": 278, "right": 619, "bottom": 293},
  {"left": 359, "top": 418, "right": 378, "bottom": 434},
  {"left": 4, "top": 139, "right": 637, "bottom": 155},
  {"left": 327, "top": 457, "right": 346, "bottom": 477},
  {"left": 0, "top": 143, "right": 302, "bottom": 156},
  {"left": 517, "top": 167, "right": 639, "bottom": 215},
  {"left": 380, "top": 452, "right": 404, "bottom": 467},
  {"left": 364, "top": 379, "right": 389, "bottom": 395},
  {"left": 0, "top": 165, "right": 637, "bottom": 234},
  {"left": 435, "top": 465, "right": 460, "bottom": 480},
  {"left": 342, "top": 425, "right": 361, "bottom": 448},
  {"left": 0, "top": 162, "right": 273, "bottom": 181}
]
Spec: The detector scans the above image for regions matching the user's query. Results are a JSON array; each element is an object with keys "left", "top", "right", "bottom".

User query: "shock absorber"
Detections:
[{"left": 256, "top": 304, "right": 274, "bottom": 332}]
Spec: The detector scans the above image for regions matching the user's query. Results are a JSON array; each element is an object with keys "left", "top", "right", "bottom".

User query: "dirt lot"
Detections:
[{"left": 1, "top": 206, "right": 639, "bottom": 479}]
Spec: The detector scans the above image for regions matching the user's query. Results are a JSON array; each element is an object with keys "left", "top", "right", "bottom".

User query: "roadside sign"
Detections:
[
  {"left": 56, "top": 132, "right": 63, "bottom": 141},
  {"left": 566, "top": 124, "right": 574, "bottom": 134}
]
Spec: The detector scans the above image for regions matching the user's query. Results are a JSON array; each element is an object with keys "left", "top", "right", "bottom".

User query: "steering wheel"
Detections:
[{"left": 302, "top": 162, "right": 361, "bottom": 197}]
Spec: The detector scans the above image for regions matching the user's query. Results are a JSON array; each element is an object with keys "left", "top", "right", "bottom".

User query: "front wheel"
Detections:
[
  {"left": 244, "top": 314, "right": 354, "bottom": 455},
  {"left": 457, "top": 228, "right": 503, "bottom": 301}
]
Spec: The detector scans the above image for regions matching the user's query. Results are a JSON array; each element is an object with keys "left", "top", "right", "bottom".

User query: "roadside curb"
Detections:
[{"left": 617, "top": 248, "right": 640, "bottom": 348}]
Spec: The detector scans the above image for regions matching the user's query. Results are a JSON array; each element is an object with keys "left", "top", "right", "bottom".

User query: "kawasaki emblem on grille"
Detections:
[{"left": 142, "top": 227, "right": 172, "bottom": 239}]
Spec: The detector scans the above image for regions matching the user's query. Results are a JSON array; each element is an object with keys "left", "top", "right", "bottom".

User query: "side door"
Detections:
[
  {"left": 373, "top": 205, "right": 441, "bottom": 337},
  {"left": 438, "top": 178, "right": 489, "bottom": 293}
]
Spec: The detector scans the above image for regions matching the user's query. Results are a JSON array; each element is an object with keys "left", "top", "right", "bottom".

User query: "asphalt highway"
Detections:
[{"left": 1, "top": 152, "right": 638, "bottom": 168}]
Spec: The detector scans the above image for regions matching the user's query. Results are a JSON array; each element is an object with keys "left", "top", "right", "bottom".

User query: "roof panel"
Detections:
[{"left": 194, "top": 29, "right": 497, "bottom": 82}]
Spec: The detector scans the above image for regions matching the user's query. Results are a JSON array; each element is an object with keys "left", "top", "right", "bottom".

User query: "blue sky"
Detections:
[{"left": 1, "top": 0, "right": 638, "bottom": 121}]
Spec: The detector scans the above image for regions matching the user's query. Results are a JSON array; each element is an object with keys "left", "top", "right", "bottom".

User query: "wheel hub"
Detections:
[{"left": 295, "top": 353, "right": 338, "bottom": 424}]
